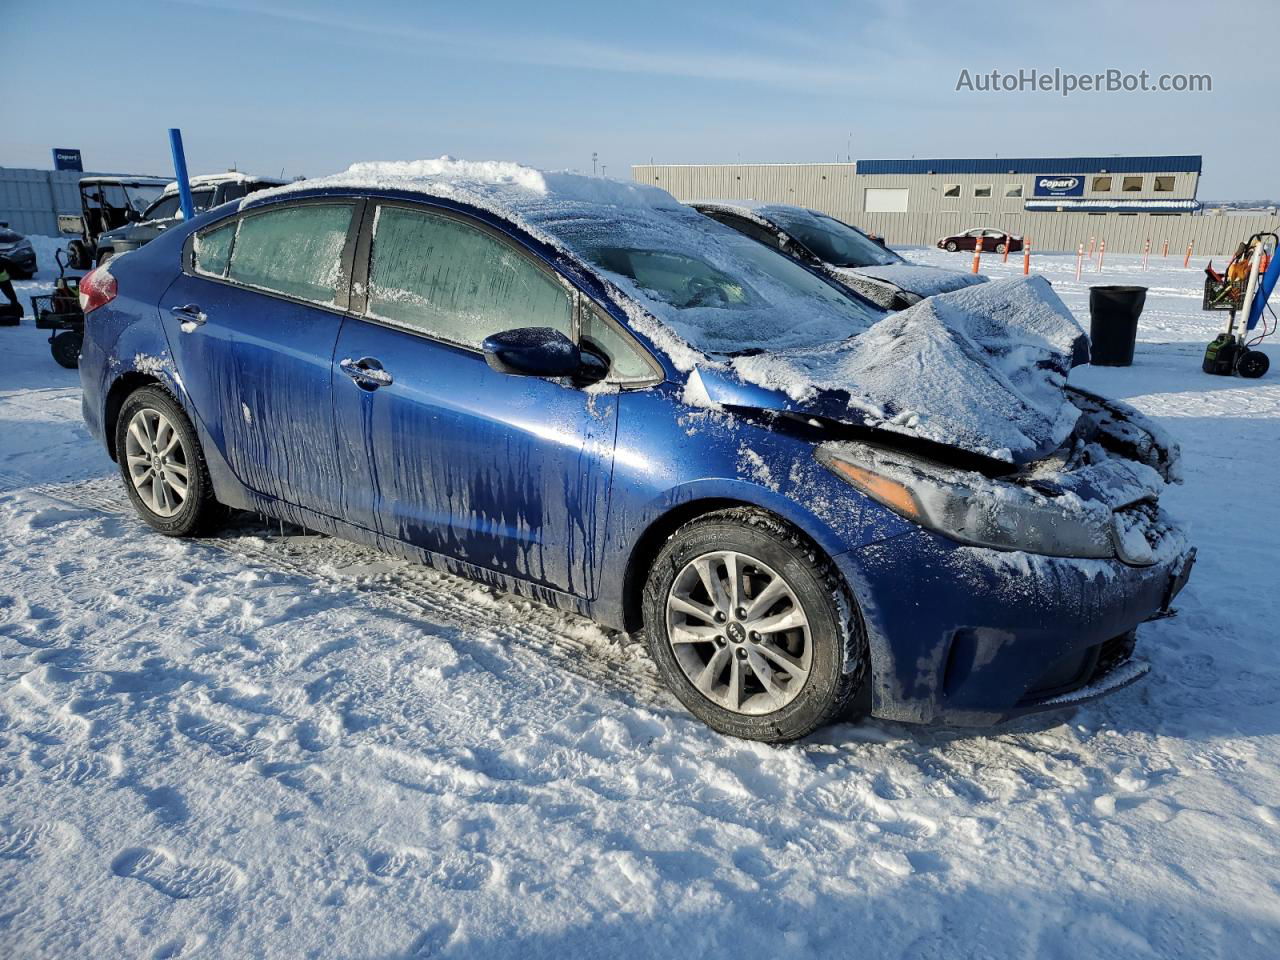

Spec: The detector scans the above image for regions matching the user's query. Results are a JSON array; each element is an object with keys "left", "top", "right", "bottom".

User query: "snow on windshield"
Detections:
[{"left": 249, "top": 158, "right": 883, "bottom": 361}]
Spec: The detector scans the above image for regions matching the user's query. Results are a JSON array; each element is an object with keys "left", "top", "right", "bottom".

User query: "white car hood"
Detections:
[{"left": 832, "top": 263, "right": 987, "bottom": 298}]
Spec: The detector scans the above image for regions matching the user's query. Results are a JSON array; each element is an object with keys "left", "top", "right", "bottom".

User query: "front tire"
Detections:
[
  {"left": 945, "top": 240, "right": 958, "bottom": 252},
  {"left": 642, "top": 508, "right": 867, "bottom": 742},
  {"left": 114, "top": 385, "right": 223, "bottom": 536}
]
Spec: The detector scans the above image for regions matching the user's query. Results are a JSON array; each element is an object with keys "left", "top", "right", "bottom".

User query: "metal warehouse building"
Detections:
[{"left": 633, "top": 155, "right": 1275, "bottom": 255}]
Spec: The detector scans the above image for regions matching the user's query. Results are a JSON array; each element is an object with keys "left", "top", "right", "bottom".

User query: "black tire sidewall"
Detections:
[
  {"left": 643, "top": 515, "right": 861, "bottom": 742},
  {"left": 114, "top": 386, "right": 214, "bottom": 536},
  {"left": 945, "top": 241, "right": 958, "bottom": 252},
  {"left": 51, "top": 332, "right": 81, "bottom": 368}
]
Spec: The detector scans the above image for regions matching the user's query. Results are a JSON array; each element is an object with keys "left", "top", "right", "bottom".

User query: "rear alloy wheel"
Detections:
[
  {"left": 995, "top": 243, "right": 1007, "bottom": 254},
  {"left": 115, "top": 386, "right": 222, "bottom": 536},
  {"left": 945, "top": 240, "right": 958, "bottom": 252},
  {"left": 643, "top": 509, "right": 866, "bottom": 742}
]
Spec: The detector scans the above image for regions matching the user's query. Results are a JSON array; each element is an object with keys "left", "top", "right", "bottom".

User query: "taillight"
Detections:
[{"left": 79, "top": 266, "right": 117, "bottom": 314}]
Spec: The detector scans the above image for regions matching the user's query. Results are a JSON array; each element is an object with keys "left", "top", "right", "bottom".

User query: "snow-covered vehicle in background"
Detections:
[
  {"left": 62, "top": 176, "right": 170, "bottom": 270},
  {"left": 75, "top": 159, "right": 1194, "bottom": 742},
  {"left": 0, "top": 223, "right": 38, "bottom": 279},
  {"left": 693, "top": 200, "right": 985, "bottom": 310},
  {"left": 93, "top": 173, "right": 289, "bottom": 265}
]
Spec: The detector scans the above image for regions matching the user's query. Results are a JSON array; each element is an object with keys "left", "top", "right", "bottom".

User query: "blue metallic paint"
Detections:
[{"left": 80, "top": 188, "right": 1186, "bottom": 727}]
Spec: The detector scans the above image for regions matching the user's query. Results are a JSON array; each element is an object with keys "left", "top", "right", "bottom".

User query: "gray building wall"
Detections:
[
  {"left": 631, "top": 161, "right": 1255, "bottom": 255},
  {"left": 0, "top": 168, "right": 105, "bottom": 236}
]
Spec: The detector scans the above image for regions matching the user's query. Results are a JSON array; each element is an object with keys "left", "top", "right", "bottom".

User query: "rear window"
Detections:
[{"left": 226, "top": 203, "right": 354, "bottom": 305}]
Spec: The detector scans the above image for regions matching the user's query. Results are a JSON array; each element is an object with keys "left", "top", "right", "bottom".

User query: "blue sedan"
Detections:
[{"left": 76, "top": 161, "right": 1193, "bottom": 741}]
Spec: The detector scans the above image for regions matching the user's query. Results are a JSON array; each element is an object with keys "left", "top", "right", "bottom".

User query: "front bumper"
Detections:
[{"left": 836, "top": 529, "right": 1195, "bottom": 726}]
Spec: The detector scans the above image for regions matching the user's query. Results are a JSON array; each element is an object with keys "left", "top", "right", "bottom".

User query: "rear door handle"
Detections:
[
  {"left": 340, "top": 356, "right": 394, "bottom": 389},
  {"left": 169, "top": 303, "right": 206, "bottom": 331}
]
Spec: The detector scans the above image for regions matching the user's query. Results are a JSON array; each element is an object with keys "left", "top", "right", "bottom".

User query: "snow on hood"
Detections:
[
  {"left": 833, "top": 263, "right": 986, "bottom": 298},
  {"left": 729, "top": 275, "right": 1088, "bottom": 463}
]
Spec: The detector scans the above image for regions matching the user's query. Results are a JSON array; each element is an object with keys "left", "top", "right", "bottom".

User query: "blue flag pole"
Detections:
[
  {"left": 1247, "top": 244, "right": 1280, "bottom": 331},
  {"left": 168, "top": 128, "right": 195, "bottom": 222}
]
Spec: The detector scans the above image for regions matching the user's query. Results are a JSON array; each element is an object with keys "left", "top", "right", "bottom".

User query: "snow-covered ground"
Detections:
[{"left": 1, "top": 241, "right": 1278, "bottom": 959}]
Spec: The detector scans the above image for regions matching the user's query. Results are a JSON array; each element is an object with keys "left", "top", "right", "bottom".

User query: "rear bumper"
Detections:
[{"left": 836, "top": 530, "right": 1195, "bottom": 726}]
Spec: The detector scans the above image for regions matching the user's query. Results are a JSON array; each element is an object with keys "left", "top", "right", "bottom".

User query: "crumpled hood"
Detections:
[
  {"left": 695, "top": 276, "right": 1088, "bottom": 465},
  {"left": 832, "top": 263, "right": 987, "bottom": 298}
]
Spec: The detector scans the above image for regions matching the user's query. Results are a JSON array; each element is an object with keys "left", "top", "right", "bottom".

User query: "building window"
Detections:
[
  {"left": 1122, "top": 176, "right": 1143, "bottom": 192},
  {"left": 864, "top": 187, "right": 909, "bottom": 212},
  {"left": 1092, "top": 176, "right": 1112, "bottom": 192},
  {"left": 1004, "top": 183, "right": 1023, "bottom": 198},
  {"left": 942, "top": 183, "right": 961, "bottom": 198},
  {"left": 1153, "top": 176, "right": 1175, "bottom": 192},
  {"left": 973, "top": 184, "right": 993, "bottom": 199}
]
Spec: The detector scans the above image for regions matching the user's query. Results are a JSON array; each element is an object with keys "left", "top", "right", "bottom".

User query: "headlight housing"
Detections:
[{"left": 817, "top": 442, "right": 1116, "bottom": 559}]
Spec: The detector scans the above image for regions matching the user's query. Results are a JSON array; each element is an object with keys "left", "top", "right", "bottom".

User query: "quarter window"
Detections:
[
  {"left": 581, "top": 307, "right": 654, "bottom": 383},
  {"left": 366, "top": 205, "right": 572, "bottom": 349},
  {"left": 193, "top": 221, "right": 236, "bottom": 277},
  {"left": 1092, "top": 176, "right": 1112, "bottom": 192},
  {"left": 227, "top": 203, "right": 354, "bottom": 305}
]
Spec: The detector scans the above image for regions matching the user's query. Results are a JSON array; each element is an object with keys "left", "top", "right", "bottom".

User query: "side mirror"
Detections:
[{"left": 482, "top": 327, "right": 585, "bottom": 379}]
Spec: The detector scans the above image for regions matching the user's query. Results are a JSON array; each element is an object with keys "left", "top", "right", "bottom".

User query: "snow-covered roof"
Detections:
[{"left": 160, "top": 172, "right": 289, "bottom": 195}]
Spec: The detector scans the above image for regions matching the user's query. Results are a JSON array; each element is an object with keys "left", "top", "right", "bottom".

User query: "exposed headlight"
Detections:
[{"left": 817, "top": 442, "right": 1115, "bottom": 559}]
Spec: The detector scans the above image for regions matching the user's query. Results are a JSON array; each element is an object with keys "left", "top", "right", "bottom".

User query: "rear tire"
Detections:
[
  {"left": 642, "top": 508, "right": 867, "bottom": 742},
  {"left": 114, "top": 385, "right": 223, "bottom": 537},
  {"left": 995, "top": 243, "right": 1007, "bottom": 254}
]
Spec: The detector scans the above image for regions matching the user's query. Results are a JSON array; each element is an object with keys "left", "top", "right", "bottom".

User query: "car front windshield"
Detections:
[
  {"left": 551, "top": 208, "right": 883, "bottom": 356},
  {"left": 764, "top": 208, "right": 903, "bottom": 268}
]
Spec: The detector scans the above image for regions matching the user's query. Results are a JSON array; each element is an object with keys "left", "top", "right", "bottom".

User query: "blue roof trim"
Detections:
[{"left": 856, "top": 156, "right": 1202, "bottom": 175}]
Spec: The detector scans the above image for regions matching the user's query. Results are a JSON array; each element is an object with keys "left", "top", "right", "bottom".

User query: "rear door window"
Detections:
[
  {"left": 193, "top": 221, "right": 236, "bottom": 277},
  {"left": 365, "top": 205, "right": 572, "bottom": 349},
  {"left": 227, "top": 203, "right": 354, "bottom": 305}
]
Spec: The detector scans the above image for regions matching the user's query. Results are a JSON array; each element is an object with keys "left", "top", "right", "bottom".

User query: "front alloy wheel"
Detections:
[
  {"left": 665, "top": 550, "right": 812, "bottom": 715},
  {"left": 644, "top": 508, "right": 866, "bottom": 742}
]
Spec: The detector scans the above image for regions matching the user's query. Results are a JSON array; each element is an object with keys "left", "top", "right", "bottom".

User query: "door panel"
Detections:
[
  {"left": 161, "top": 200, "right": 358, "bottom": 518},
  {"left": 332, "top": 320, "right": 618, "bottom": 597}
]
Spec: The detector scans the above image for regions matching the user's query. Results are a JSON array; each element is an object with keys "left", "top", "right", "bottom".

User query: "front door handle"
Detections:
[
  {"left": 340, "top": 356, "right": 394, "bottom": 389},
  {"left": 170, "top": 303, "right": 206, "bottom": 332}
]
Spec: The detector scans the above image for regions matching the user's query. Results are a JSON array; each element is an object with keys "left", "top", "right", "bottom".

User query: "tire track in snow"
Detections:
[{"left": 0, "top": 470, "right": 671, "bottom": 707}]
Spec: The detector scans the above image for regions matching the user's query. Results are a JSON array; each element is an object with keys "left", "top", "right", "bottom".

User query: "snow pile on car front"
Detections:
[{"left": 732, "top": 276, "right": 1086, "bottom": 464}]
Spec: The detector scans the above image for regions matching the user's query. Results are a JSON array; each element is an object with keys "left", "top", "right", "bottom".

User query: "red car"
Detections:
[{"left": 937, "top": 227, "right": 1024, "bottom": 254}]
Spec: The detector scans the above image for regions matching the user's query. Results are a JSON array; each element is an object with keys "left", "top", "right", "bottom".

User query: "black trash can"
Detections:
[{"left": 1088, "top": 285, "right": 1147, "bottom": 366}]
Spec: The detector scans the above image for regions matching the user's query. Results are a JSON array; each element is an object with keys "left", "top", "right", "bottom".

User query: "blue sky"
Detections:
[{"left": 3, "top": 0, "right": 1273, "bottom": 198}]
